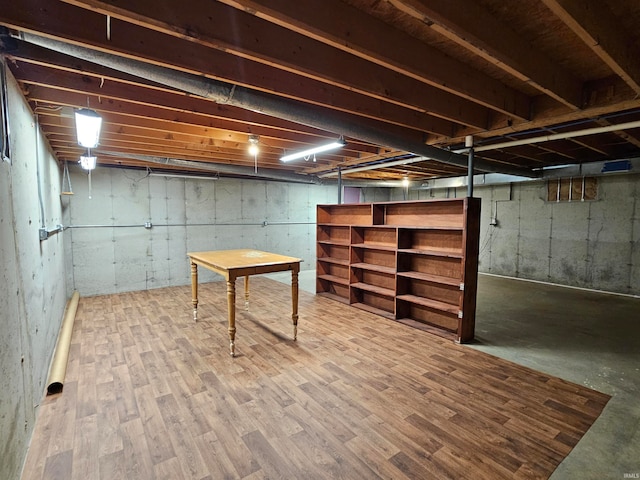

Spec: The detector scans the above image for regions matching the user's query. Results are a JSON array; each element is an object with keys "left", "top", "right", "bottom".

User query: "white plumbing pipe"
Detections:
[{"left": 472, "top": 119, "right": 640, "bottom": 152}]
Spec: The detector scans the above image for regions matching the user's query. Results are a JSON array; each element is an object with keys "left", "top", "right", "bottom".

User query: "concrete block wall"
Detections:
[
  {"left": 384, "top": 175, "right": 640, "bottom": 296},
  {"left": 65, "top": 167, "right": 338, "bottom": 296},
  {"left": 0, "top": 69, "right": 68, "bottom": 480}
]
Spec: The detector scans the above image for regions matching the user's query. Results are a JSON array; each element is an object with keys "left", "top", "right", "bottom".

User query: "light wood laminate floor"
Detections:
[{"left": 22, "top": 278, "right": 609, "bottom": 479}]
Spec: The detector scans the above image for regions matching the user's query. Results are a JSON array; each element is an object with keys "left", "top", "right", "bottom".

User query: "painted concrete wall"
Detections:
[
  {"left": 65, "top": 167, "right": 339, "bottom": 296},
  {"left": 361, "top": 187, "right": 391, "bottom": 203},
  {"left": 0, "top": 69, "right": 68, "bottom": 480},
  {"left": 384, "top": 174, "right": 640, "bottom": 296}
]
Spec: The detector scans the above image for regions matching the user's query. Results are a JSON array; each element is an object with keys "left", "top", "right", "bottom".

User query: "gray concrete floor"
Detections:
[
  {"left": 265, "top": 270, "right": 640, "bottom": 479},
  {"left": 473, "top": 274, "right": 639, "bottom": 480}
]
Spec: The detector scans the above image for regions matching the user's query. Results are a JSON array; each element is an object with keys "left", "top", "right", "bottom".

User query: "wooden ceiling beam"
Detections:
[
  {"left": 388, "top": 0, "right": 584, "bottom": 109},
  {"left": 2, "top": 0, "right": 638, "bottom": 178},
  {"left": 216, "top": 0, "right": 531, "bottom": 120},
  {"left": 22, "top": 82, "right": 431, "bottom": 154},
  {"left": 401, "top": 163, "right": 462, "bottom": 176},
  {"left": 542, "top": 125, "right": 617, "bottom": 156},
  {"left": 46, "top": 125, "right": 351, "bottom": 167},
  {"left": 21, "top": 80, "right": 340, "bottom": 144},
  {"left": 58, "top": 0, "right": 491, "bottom": 128},
  {"left": 455, "top": 76, "right": 640, "bottom": 147},
  {"left": 33, "top": 108, "right": 303, "bottom": 144},
  {"left": 6, "top": 39, "right": 456, "bottom": 138},
  {"left": 49, "top": 138, "right": 309, "bottom": 169},
  {"left": 541, "top": 0, "right": 640, "bottom": 96},
  {"left": 592, "top": 118, "right": 640, "bottom": 149},
  {"left": 41, "top": 122, "right": 354, "bottom": 159},
  {"left": 15, "top": 60, "right": 364, "bottom": 147},
  {"left": 44, "top": 127, "right": 290, "bottom": 164},
  {"left": 72, "top": 140, "right": 303, "bottom": 173},
  {"left": 34, "top": 106, "right": 375, "bottom": 159},
  {"left": 565, "top": 137, "right": 615, "bottom": 157},
  {"left": 475, "top": 151, "right": 542, "bottom": 169},
  {"left": 528, "top": 141, "right": 579, "bottom": 160},
  {"left": 302, "top": 150, "right": 410, "bottom": 174}
]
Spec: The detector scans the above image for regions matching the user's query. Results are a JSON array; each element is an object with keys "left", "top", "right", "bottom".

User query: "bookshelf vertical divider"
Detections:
[{"left": 316, "top": 198, "right": 481, "bottom": 343}]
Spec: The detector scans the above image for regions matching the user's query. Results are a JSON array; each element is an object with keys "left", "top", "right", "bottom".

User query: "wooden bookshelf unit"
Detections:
[{"left": 316, "top": 198, "right": 481, "bottom": 343}]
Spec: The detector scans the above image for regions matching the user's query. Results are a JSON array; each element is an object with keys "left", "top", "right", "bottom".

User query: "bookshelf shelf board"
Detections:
[
  {"left": 396, "top": 294, "right": 459, "bottom": 315},
  {"left": 317, "top": 291, "right": 350, "bottom": 305},
  {"left": 317, "top": 274, "right": 350, "bottom": 286},
  {"left": 351, "top": 243, "right": 397, "bottom": 251},
  {"left": 395, "top": 318, "right": 457, "bottom": 341},
  {"left": 351, "top": 262, "right": 397, "bottom": 275},
  {"left": 318, "top": 239, "right": 351, "bottom": 246},
  {"left": 317, "top": 257, "right": 350, "bottom": 266},
  {"left": 397, "top": 248, "right": 463, "bottom": 259},
  {"left": 397, "top": 271, "right": 461, "bottom": 287},
  {"left": 352, "top": 302, "right": 396, "bottom": 320},
  {"left": 351, "top": 282, "right": 395, "bottom": 297}
]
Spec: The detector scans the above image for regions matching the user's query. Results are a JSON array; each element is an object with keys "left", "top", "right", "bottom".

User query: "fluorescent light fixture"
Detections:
[
  {"left": 74, "top": 108, "right": 102, "bottom": 148},
  {"left": 280, "top": 138, "right": 345, "bottom": 162},
  {"left": 79, "top": 155, "right": 97, "bottom": 170}
]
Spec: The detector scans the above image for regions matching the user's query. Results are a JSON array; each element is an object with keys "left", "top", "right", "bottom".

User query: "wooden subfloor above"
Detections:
[{"left": 22, "top": 278, "right": 609, "bottom": 479}]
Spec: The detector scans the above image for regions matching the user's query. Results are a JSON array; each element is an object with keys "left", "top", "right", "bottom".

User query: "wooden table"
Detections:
[{"left": 187, "top": 249, "right": 302, "bottom": 356}]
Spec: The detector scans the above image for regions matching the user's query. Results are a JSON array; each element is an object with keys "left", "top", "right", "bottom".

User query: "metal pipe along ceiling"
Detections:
[{"left": 19, "top": 33, "right": 533, "bottom": 178}]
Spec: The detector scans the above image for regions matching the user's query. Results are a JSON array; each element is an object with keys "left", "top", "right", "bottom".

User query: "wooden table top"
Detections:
[{"left": 188, "top": 249, "right": 301, "bottom": 271}]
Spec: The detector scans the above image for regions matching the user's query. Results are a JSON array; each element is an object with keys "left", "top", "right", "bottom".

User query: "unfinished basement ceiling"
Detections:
[{"left": 2, "top": 0, "right": 640, "bottom": 182}]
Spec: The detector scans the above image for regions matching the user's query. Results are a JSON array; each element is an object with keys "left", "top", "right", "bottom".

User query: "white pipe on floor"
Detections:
[{"left": 46, "top": 291, "right": 80, "bottom": 395}]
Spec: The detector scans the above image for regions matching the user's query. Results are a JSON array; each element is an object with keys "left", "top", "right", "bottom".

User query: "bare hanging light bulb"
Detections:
[
  {"left": 79, "top": 149, "right": 97, "bottom": 199},
  {"left": 79, "top": 155, "right": 97, "bottom": 170},
  {"left": 248, "top": 135, "right": 260, "bottom": 156},
  {"left": 248, "top": 135, "right": 260, "bottom": 173}
]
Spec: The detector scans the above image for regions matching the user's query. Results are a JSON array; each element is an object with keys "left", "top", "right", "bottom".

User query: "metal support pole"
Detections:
[
  {"left": 337, "top": 166, "right": 342, "bottom": 204},
  {"left": 466, "top": 135, "right": 474, "bottom": 197}
]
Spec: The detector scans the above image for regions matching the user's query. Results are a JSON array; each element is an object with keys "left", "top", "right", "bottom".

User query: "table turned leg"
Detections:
[
  {"left": 291, "top": 268, "right": 299, "bottom": 340},
  {"left": 227, "top": 279, "right": 237, "bottom": 356},
  {"left": 190, "top": 262, "right": 198, "bottom": 322},
  {"left": 244, "top": 275, "right": 250, "bottom": 311}
]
